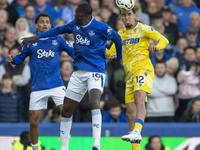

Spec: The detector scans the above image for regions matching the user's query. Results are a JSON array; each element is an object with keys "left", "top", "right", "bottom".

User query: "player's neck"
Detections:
[
  {"left": 81, "top": 16, "right": 92, "bottom": 26},
  {"left": 131, "top": 22, "right": 137, "bottom": 29}
]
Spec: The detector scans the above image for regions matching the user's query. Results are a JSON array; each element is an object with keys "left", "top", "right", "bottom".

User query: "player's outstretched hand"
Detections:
[
  {"left": 6, "top": 55, "right": 13, "bottom": 63},
  {"left": 21, "top": 35, "right": 40, "bottom": 47},
  {"left": 147, "top": 45, "right": 159, "bottom": 53}
]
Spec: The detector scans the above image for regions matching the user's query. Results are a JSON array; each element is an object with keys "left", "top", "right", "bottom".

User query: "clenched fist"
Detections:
[{"left": 6, "top": 55, "right": 13, "bottom": 63}]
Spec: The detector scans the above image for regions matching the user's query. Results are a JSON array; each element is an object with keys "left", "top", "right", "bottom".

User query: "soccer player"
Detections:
[
  {"left": 21, "top": 3, "right": 122, "bottom": 150},
  {"left": 106, "top": 8, "right": 169, "bottom": 150},
  {"left": 6, "top": 13, "right": 75, "bottom": 150}
]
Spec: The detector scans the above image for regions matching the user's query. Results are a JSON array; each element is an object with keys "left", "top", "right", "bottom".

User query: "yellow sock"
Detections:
[
  {"left": 134, "top": 118, "right": 144, "bottom": 132},
  {"left": 131, "top": 142, "right": 140, "bottom": 150}
]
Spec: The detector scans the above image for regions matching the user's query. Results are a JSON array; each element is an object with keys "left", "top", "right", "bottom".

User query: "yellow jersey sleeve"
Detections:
[
  {"left": 105, "top": 43, "right": 117, "bottom": 60},
  {"left": 143, "top": 25, "right": 169, "bottom": 50}
]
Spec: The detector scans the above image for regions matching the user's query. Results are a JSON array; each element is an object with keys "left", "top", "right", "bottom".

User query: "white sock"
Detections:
[
  {"left": 60, "top": 116, "right": 72, "bottom": 150},
  {"left": 91, "top": 109, "right": 102, "bottom": 148},
  {"left": 31, "top": 143, "right": 39, "bottom": 150}
]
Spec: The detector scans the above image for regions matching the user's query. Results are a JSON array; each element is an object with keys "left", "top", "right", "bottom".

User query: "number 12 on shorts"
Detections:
[{"left": 136, "top": 75, "right": 144, "bottom": 86}]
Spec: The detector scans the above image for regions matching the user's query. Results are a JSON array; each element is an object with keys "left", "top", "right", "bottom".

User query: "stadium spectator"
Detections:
[
  {"left": 115, "top": 19, "right": 125, "bottom": 31},
  {"left": 0, "top": 44, "right": 6, "bottom": 64},
  {"left": 176, "top": 63, "right": 200, "bottom": 120},
  {"left": 145, "top": 135, "right": 170, "bottom": 150},
  {"left": 2, "top": 27, "right": 21, "bottom": 54},
  {"left": 134, "top": 0, "right": 150, "bottom": 25},
  {"left": 0, "top": 17, "right": 7, "bottom": 43},
  {"left": 146, "top": 61, "right": 177, "bottom": 122},
  {"left": 15, "top": 0, "right": 29, "bottom": 17},
  {"left": 59, "top": 51, "right": 73, "bottom": 63},
  {"left": 169, "top": 0, "right": 181, "bottom": 10},
  {"left": 12, "top": 131, "right": 44, "bottom": 150},
  {"left": 0, "top": 47, "right": 31, "bottom": 121},
  {"left": 115, "top": 75, "right": 126, "bottom": 111},
  {"left": 180, "top": 97, "right": 200, "bottom": 122},
  {"left": 102, "top": 0, "right": 119, "bottom": 15},
  {"left": 166, "top": 57, "right": 179, "bottom": 77},
  {"left": 0, "top": 0, "right": 19, "bottom": 26},
  {"left": 174, "top": 38, "right": 188, "bottom": 66},
  {"left": 60, "top": 61, "right": 73, "bottom": 88},
  {"left": 147, "top": 1, "right": 160, "bottom": 20},
  {"left": 186, "top": 27, "right": 200, "bottom": 48},
  {"left": 100, "top": 72, "right": 114, "bottom": 112},
  {"left": 0, "top": 9, "right": 8, "bottom": 21},
  {"left": 190, "top": 12, "right": 200, "bottom": 37},
  {"left": 94, "top": 15, "right": 102, "bottom": 22},
  {"left": 102, "top": 100, "right": 127, "bottom": 123},
  {"left": 35, "top": 0, "right": 58, "bottom": 25},
  {"left": 151, "top": 48, "right": 171, "bottom": 68},
  {"left": 15, "top": 17, "right": 33, "bottom": 43},
  {"left": 100, "top": 6, "right": 118, "bottom": 30},
  {"left": 89, "top": 0, "right": 101, "bottom": 16},
  {"left": 173, "top": 0, "right": 200, "bottom": 35},
  {"left": 179, "top": 46, "right": 197, "bottom": 71},
  {"left": 58, "top": 0, "right": 81, "bottom": 24},
  {"left": 51, "top": 107, "right": 61, "bottom": 123},
  {"left": 170, "top": 12, "right": 178, "bottom": 24},
  {"left": 66, "top": 33, "right": 74, "bottom": 48},
  {"left": 162, "top": 6, "right": 178, "bottom": 46},
  {"left": 23, "top": 4, "right": 36, "bottom": 34},
  {"left": 54, "top": 18, "right": 66, "bottom": 37},
  {"left": 0, "top": 73, "right": 24, "bottom": 122},
  {"left": 196, "top": 47, "right": 200, "bottom": 73},
  {"left": 151, "top": 12, "right": 165, "bottom": 34},
  {"left": 154, "top": 0, "right": 166, "bottom": 11}
]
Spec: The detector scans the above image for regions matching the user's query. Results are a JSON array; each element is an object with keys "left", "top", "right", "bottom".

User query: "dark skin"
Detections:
[{"left": 21, "top": 12, "right": 102, "bottom": 119}]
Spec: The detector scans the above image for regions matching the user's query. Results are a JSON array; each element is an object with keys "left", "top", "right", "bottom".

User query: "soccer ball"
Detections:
[{"left": 116, "top": 0, "right": 135, "bottom": 11}]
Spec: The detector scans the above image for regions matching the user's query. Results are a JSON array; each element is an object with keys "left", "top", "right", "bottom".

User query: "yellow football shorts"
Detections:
[{"left": 125, "top": 69, "right": 154, "bottom": 104}]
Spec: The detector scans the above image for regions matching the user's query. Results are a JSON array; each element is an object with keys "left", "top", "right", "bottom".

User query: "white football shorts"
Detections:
[
  {"left": 29, "top": 86, "right": 66, "bottom": 110},
  {"left": 65, "top": 70, "right": 105, "bottom": 102}
]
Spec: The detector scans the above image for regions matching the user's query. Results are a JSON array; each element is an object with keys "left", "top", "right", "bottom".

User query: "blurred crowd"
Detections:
[{"left": 0, "top": 0, "right": 200, "bottom": 123}]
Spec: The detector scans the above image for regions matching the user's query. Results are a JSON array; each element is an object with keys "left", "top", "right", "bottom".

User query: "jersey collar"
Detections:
[{"left": 81, "top": 16, "right": 94, "bottom": 28}]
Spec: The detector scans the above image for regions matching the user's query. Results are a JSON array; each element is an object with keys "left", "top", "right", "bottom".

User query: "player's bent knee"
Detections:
[
  {"left": 61, "top": 108, "right": 72, "bottom": 118},
  {"left": 126, "top": 111, "right": 136, "bottom": 121},
  {"left": 30, "top": 119, "right": 39, "bottom": 128}
]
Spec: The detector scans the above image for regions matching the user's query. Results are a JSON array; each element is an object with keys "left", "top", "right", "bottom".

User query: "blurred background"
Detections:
[{"left": 0, "top": 0, "right": 200, "bottom": 149}]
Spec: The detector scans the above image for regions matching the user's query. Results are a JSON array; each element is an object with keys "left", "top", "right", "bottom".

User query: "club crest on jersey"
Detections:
[
  {"left": 52, "top": 40, "right": 58, "bottom": 45},
  {"left": 76, "top": 26, "right": 80, "bottom": 30},
  {"left": 107, "top": 26, "right": 112, "bottom": 35},
  {"left": 32, "top": 42, "right": 37, "bottom": 47},
  {"left": 89, "top": 30, "right": 95, "bottom": 36}
]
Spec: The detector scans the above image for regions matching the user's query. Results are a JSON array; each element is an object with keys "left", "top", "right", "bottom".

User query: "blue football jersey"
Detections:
[
  {"left": 12, "top": 36, "right": 75, "bottom": 91},
  {"left": 38, "top": 17, "right": 122, "bottom": 73}
]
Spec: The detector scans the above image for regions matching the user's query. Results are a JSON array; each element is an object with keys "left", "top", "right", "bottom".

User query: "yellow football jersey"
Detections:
[{"left": 106, "top": 22, "right": 169, "bottom": 78}]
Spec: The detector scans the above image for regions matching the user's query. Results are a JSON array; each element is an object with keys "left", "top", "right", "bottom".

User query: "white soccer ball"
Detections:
[{"left": 116, "top": 0, "right": 135, "bottom": 11}]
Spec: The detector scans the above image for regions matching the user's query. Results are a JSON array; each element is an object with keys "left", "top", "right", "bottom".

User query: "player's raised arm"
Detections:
[
  {"left": 143, "top": 25, "right": 169, "bottom": 52},
  {"left": 110, "top": 30, "right": 122, "bottom": 59},
  {"left": 21, "top": 21, "right": 74, "bottom": 47},
  {"left": 100, "top": 23, "right": 122, "bottom": 59},
  {"left": 59, "top": 36, "right": 75, "bottom": 59}
]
